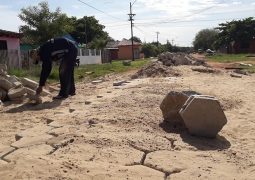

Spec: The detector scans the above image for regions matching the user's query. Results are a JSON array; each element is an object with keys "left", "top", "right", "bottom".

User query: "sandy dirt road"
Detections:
[{"left": 0, "top": 66, "right": 254, "bottom": 180}]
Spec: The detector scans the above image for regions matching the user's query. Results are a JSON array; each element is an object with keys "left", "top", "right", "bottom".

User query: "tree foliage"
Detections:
[
  {"left": 70, "top": 16, "right": 109, "bottom": 47},
  {"left": 18, "top": 1, "right": 110, "bottom": 49},
  {"left": 164, "top": 40, "right": 173, "bottom": 52},
  {"left": 129, "top": 36, "right": 142, "bottom": 43},
  {"left": 141, "top": 43, "right": 158, "bottom": 58},
  {"left": 89, "top": 36, "right": 113, "bottom": 49},
  {"left": 141, "top": 41, "right": 192, "bottom": 58},
  {"left": 215, "top": 17, "right": 255, "bottom": 48},
  {"left": 193, "top": 28, "right": 219, "bottom": 50},
  {"left": 19, "top": 1, "right": 74, "bottom": 44}
]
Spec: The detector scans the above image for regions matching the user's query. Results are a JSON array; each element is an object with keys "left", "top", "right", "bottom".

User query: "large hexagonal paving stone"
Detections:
[{"left": 179, "top": 95, "right": 227, "bottom": 138}]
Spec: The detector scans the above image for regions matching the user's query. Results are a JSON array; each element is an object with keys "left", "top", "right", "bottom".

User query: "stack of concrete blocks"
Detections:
[
  {"left": 160, "top": 91, "right": 227, "bottom": 138},
  {"left": 0, "top": 64, "right": 51, "bottom": 104},
  {"left": 0, "top": 64, "right": 25, "bottom": 102}
]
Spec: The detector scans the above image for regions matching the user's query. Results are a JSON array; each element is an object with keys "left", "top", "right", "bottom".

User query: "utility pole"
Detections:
[
  {"left": 128, "top": 2, "right": 135, "bottom": 61},
  {"left": 84, "top": 18, "right": 87, "bottom": 49},
  {"left": 156, "top": 31, "right": 160, "bottom": 46}
]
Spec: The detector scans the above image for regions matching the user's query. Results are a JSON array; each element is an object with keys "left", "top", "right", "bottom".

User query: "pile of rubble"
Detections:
[
  {"left": 0, "top": 64, "right": 51, "bottom": 105},
  {"left": 160, "top": 91, "right": 227, "bottom": 138},
  {"left": 131, "top": 52, "right": 208, "bottom": 79},
  {"left": 131, "top": 61, "right": 181, "bottom": 79},
  {"left": 158, "top": 52, "right": 207, "bottom": 66}
]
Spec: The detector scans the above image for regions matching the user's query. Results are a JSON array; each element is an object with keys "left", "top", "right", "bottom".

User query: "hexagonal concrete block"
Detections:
[
  {"left": 179, "top": 95, "right": 227, "bottom": 138},
  {"left": 7, "top": 86, "right": 26, "bottom": 100},
  {"left": 0, "top": 78, "right": 13, "bottom": 91},
  {"left": 160, "top": 91, "right": 189, "bottom": 125}
]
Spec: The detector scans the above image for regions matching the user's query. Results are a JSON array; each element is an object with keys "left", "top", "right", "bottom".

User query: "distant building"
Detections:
[
  {"left": 0, "top": 29, "right": 22, "bottom": 68},
  {"left": 248, "top": 39, "right": 255, "bottom": 53},
  {"left": 104, "top": 39, "right": 142, "bottom": 62},
  {"left": 220, "top": 39, "right": 255, "bottom": 54}
]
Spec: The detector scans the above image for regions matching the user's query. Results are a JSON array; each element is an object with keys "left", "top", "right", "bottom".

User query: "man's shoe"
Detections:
[{"left": 52, "top": 95, "right": 68, "bottom": 100}]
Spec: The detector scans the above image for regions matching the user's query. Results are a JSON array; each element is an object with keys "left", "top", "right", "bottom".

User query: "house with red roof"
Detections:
[{"left": 104, "top": 39, "right": 143, "bottom": 61}]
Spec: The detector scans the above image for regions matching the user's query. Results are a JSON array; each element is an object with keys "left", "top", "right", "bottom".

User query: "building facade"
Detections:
[
  {"left": 0, "top": 29, "right": 22, "bottom": 68},
  {"left": 104, "top": 39, "right": 142, "bottom": 61}
]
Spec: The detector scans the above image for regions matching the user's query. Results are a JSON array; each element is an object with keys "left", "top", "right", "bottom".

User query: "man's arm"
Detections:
[{"left": 38, "top": 60, "right": 52, "bottom": 88}]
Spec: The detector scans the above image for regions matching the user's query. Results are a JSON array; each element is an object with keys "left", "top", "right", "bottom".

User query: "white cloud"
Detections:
[
  {"left": 0, "top": 5, "right": 8, "bottom": 9},
  {"left": 71, "top": 5, "right": 80, "bottom": 9},
  {"left": 0, "top": 5, "right": 22, "bottom": 32},
  {"left": 138, "top": 0, "right": 225, "bottom": 17},
  {"left": 232, "top": 1, "right": 242, "bottom": 5}
]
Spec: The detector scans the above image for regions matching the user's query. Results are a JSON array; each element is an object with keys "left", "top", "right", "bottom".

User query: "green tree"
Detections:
[
  {"left": 70, "top": 16, "right": 109, "bottom": 47},
  {"left": 163, "top": 40, "right": 173, "bottom": 52},
  {"left": 141, "top": 43, "right": 158, "bottom": 58},
  {"left": 193, "top": 28, "right": 219, "bottom": 51},
  {"left": 129, "top": 36, "right": 142, "bottom": 43},
  {"left": 215, "top": 17, "right": 255, "bottom": 50},
  {"left": 19, "top": 1, "right": 74, "bottom": 44},
  {"left": 89, "top": 37, "right": 113, "bottom": 49}
]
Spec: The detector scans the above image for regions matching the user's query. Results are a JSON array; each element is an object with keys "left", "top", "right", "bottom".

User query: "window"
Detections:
[
  {"left": 0, "top": 40, "right": 7, "bottom": 50},
  {"left": 82, "top": 49, "right": 89, "bottom": 56}
]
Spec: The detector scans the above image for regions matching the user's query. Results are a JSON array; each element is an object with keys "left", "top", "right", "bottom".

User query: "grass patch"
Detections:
[
  {"left": 8, "top": 59, "right": 150, "bottom": 83},
  {"left": 207, "top": 53, "right": 255, "bottom": 63},
  {"left": 205, "top": 53, "right": 255, "bottom": 74},
  {"left": 75, "top": 59, "right": 149, "bottom": 79}
]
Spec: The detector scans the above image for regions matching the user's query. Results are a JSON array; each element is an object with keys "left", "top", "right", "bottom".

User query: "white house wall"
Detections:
[{"left": 77, "top": 49, "right": 102, "bottom": 65}]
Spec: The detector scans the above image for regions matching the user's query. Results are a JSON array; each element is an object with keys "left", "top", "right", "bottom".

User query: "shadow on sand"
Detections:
[
  {"left": 159, "top": 120, "right": 231, "bottom": 151},
  {"left": 5, "top": 99, "right": 63, "bottom": 113}
]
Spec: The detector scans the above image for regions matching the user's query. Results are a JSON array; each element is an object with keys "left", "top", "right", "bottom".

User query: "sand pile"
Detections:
[
  {"left": 131, "top": 61, "right": 181, "bottom": 79},
  {"left": 0, "top": 64, "right": 51, "bottom": 105}
]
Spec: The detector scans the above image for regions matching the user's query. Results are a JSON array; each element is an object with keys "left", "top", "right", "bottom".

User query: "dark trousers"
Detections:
[{"left": 58, "top": 46, "right": 77, "bottom": 97}]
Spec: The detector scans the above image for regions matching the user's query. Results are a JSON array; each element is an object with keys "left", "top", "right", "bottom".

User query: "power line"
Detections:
[
  {"left": 134, "top": 25, "right": 152, "bottom": 36},
  {"left": 136, "top": 6, "right": 215, "bottom": 23},
  {"left": 106, "top": 23, "right": 130, "bottom": 27},
  {"left": 77, "top": 0, "right": 124, "bottom": 21},
  {"left": 135, "top": 17, "right": 241, "bottom": 26},
  {"left": 132, "top": 0, "right": 138, "bottom": 6},
  {"left": 135, "top": 8, "right": 255, "bottom": 22}
]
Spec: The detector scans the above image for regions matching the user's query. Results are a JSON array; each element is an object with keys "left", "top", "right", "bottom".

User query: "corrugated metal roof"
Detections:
[
  {"left": 0, "top": 29, "right": 22, "bottom": 38},
  {"left": 105, "top": 39, "right": 141, "bottom": 49},
  {"left": 106, "top": 41, "right": 120, "bottom": 48},
  {"left": 118, "top": 39, "right": 141, "bottom": 46}
]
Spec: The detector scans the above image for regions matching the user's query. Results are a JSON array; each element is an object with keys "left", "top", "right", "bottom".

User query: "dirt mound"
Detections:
[
  {"left": 158, "top": 52, "right": 207, "bottom": 66},
  {"left": 131, "top": 62, "right": 181, "bottom": 79}
]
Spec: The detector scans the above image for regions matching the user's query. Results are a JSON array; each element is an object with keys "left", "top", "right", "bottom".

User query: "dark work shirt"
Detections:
[{"left": 38, "top": 38, "right": 76, "bottom": 86}]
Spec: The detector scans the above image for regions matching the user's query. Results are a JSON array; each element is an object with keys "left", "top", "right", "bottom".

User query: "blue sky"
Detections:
[{"left": 0, "top": 0, "right": 254, "bottom": 46}]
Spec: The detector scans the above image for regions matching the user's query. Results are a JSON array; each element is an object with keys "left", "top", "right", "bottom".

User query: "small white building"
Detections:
[{"left": 77, "top": 49, "right": 102, "bottom": 65}]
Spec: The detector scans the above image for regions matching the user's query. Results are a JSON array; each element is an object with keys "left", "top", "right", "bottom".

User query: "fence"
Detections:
[
  {"left": 77, "top": 49, "right": 102, "bottom": 65},
  {"left": 0, "top": 50, "right": 21, "bottom": 68},
  {"left": 0, "top": 48, "right": 104, "bottom": 69}
]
